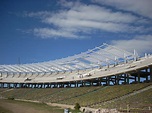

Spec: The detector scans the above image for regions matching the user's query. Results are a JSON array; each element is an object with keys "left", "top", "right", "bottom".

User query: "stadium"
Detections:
[
  {"left": 0, "top": 43, "right": 152, "bottom": 113},
  {"left": 0, "top": 43, "right": 152, "bottom": 88}
]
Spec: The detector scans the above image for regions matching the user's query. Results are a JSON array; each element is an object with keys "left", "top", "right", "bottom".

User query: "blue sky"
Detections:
[{"left": 0, "top": 0, "right": 152, "bottom": 65}]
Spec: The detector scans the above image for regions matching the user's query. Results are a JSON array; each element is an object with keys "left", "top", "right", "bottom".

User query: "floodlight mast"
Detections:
[{"left": 134, "top": 49, "right": 139, "bottom": 61}]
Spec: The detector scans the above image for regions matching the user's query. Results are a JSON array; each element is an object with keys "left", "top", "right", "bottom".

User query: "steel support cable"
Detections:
[
  {"left": 87, "top": 54, "right": 110, "bottom": 66},
  {"left": 61, "top": 61, "right": 86, "bottom": 70},
  {"left": 96, "top": 46, "right": 124, "bottom": 58},
  {"left": 31, "top": 63, "right": 54, "bottom": 72},
  {"left": 0, "top": 66, "right": 12, "bottom": 73},
  {"left": 34, "top": 63, "right": 59, "bottom": 72},
  {"left": 45, "top": 62, "right": 69, "bottom": 72},
  {"left": 13, "top": 65, "right": 30, "bottom": 73},
  {"left": 37, "top": 63, "right": 56, "bottom": 72},
  {"left": 22, "top": 64, "right": 41, "bottom": 73},
  {"left": 103, "top": 43, "right": 135, "bottom": 59},
  {"left": 90, "top": 51, "right": 117, "bottom": 64},
  {"left": 7, "top": 65, "right": 23, "bottom": 73},
  {"left": 53, "top": 60, "right": 80, "bottom": 71},
  {"left": 72, "top": 60, "right": 93, "bottom": 69},
  {"left": 69, "top": 44, "right": 115, "bottom": 67},
  {"left": 95, "top": 46, "right": 128, "bottom": 63},
  {"left": 20, "top": 65, "right": 37, "bottom": 73},
  {"left": 2, "top": 65, "right": 18, "bottom": 73},
  {"left": 26, "top": 64, "right": 44, "bottom": 72},
  {"left": 88, "top": 46, "right": 117, "bottom": 62}
]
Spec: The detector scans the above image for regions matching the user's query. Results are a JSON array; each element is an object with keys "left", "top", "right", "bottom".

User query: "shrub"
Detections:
[
  {"left": 74, "top": 103, "right": 81, "bottom": 110},
  {"left": 8, "top": 97, "right": 15, "bottom": 100}
]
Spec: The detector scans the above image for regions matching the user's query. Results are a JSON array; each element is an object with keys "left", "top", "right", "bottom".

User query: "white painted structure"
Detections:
[{"left": 0, "top": 43, "right": 151, "bottom": 87}]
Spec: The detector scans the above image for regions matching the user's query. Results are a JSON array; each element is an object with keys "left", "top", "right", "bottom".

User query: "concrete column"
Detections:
[
  {"left": 34, "top": 83, "right": 37, "bottom": 88},
  {"left": 20, "top": 83, "right": 23, "bottom": 88},
  {"left": 19, "top": 83, "right": 21, "bottom": 88},
  {"left": 81, "top": 81, "right": 84, "bottom": 87},
  {"left": 56, "top": 83, "right": 58, "bottom": 88},
  {"left": 98, "top": 78, "right": 101, "bottom": 86},
  {"left": 134, "top": 75, "right": 137, "bottom": 82},
  {"left": 74, "top": 82, "right": 76, "bottom": 88},
  {"left": 116, "top": 75, "right": 119, "bottom": 85},
  {"left": 0, "top": 83, "right": 2, "bottom": 88},
  {"left": 90, "top": 80, "right": 93, "bottom": 86},
  {"left": 61, "top": 83, "right": 64, "bottom": 88},
  {"left": 69, "top": 82, "right": 71, "bottom": 87},
  {"left": 2, "top": 83, "right": 5, "bottom": 88},
  {"left": 150, "top": 66, "right": 152, "bottom": 82},
  {"left": 7, "top": 83, "right": 10, "bottom": 88},
  {"left": 29, "top": 83, "right": 33, "bottom": 88},
  {"left": 145, "top": 69, "right": 148, "bottom": 81},
  {"left": 76, "top": 81, "right": 78, "bottom": 87},
  {"left": 30, "top": 84, "right": 33, "bottom": 88},
  {"left": 31, "top": 83, "right": 34, "bottom": 88},
  {"left": 137, "top": 70, "right": 140, "bottom": 83},
  {"left": 127, "top": 74, "right": 130, "bottom": 84},
  {"left": 108, "top": 76, "right": 110, "bottom": 86},
  {"left": 124, "top": 74, "right": 127, "bottom": 84},
  {"left": 14, "top": 83, "right": 17, "bottom": 88},
  {"left": 83, "top": 81, "right": 85, "bottom": 86},
  {"left": 3, "top": 83, "right": 5, "bottom": 88},
  {"left": 48, "top": 83, "right": 51, "bottom": 88},
  {"left": 114, "top": 76, "right": 117, "bottom": 85}
]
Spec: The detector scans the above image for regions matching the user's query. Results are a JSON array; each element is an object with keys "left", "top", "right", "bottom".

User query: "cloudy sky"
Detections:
[{"left": 0, "top": 0, "right": 152, "bottom": 64}]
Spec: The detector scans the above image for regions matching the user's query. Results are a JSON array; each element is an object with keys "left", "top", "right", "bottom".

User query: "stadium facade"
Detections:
[{"left": 0, "top": 43, "right": 152, "bottom": 88}]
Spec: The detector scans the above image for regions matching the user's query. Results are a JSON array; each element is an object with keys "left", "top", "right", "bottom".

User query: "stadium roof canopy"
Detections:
[{"left": 0, "top": 43, "right": 138, "bottom": 73}]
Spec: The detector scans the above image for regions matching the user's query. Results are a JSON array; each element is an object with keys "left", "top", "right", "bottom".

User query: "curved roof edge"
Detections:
[{"left": 0, "top": 43, "right": 139, "bottom": 73}]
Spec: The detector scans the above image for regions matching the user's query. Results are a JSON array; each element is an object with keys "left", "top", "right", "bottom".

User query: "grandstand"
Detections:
[
  {"left": 0, "top": 43, "right": 152, "bottom": 88},
  {"left": 0, "top": 83, "right": 151, "bottom": 112}
]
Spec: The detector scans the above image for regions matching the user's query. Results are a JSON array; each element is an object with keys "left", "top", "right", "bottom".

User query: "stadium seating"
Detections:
[{"left": 0, "top": 82, "right": 151, "bottom": 110}]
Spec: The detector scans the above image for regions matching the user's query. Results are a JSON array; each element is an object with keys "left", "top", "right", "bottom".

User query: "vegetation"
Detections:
[
  {"left": 74, "top": 103, "right": 81, "bottom": 110},
  {"left": 0, "top": 82, "right": 151, "bottom": 112},
  {"left": 98, "top": 88, "right": 152, "bottom": 111},
  {"left": 59, "top": 83, "right": 151, "bottom": 107},
  {"left": 7, "top": 97, "right": 15, "bottom": 100}
]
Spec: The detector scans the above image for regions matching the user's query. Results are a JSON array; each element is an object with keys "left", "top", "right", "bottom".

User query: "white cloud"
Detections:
[
  {"left": 24, "top": 11, "right": 52, "bottom": 19},
  {"left": 25, "top": 0, "right": 151, "bottom": 39},
  {"left": 34, "top": 28, "right": 79, "bottom": 39},
  {"left": 111, "top": 35, "right": 152, "bottom": 56},
  {"left": 93, "top": 0, "right": 152, "bottom": 19}
]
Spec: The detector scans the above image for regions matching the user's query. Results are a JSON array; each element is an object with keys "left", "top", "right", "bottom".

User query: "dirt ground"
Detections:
[
  {"left": 0, "top": 99, "right": 97, "bottom": 113},
  {"left": 0, "top": 99, "right": 63, "bottom": 113}
]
